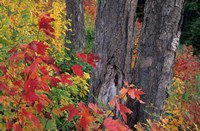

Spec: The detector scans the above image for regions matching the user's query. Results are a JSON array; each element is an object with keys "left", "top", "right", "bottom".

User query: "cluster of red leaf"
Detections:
[
  {"left": 38, "top": 13, "right": 55, "bottom": 38},
  {"left": 76, "top": 53, "right": 100, "bottom": 68},
  {"left": 0, "top": 13, "right": 81, "bottom": 130},
  {"left": 0, "top": 39, "right": 71, "bottom": 130},
  {"left": 0, "top": 12, "right": 146, "bottom": 130},
  {"left": 174, "top": 45, "right": 200, "bottom": 129},
  {"left": 174, "top": 45, "right": 200, "bottom": 84},
  {"left": 59, "top": 82, "right": 145, "bottom": 131}
]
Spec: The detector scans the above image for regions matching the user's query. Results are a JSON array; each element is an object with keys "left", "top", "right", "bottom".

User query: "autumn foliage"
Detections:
[
  {"left": 135, "top": 45, "right": 200, "bottom": 131},
  {"left": 0, "top": 13, "right": 145, "bottom": 131},
  {"left": 84, "top": 0, "right": 96, "bottom": 25}
]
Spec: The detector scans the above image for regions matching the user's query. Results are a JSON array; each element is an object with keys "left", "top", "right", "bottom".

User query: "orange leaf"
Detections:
[
  {"left": 128, "top": 88, "right": 144, "bottom": 101},
  {"left": 104, "top": 117, "right": 130, "bottom": 131},
  {"left": 108, "top": 97, "right": 117, "bottom": 107},
  {"left": 60, "top": 104, "right": 79, "bottom": 121},
  {"left": 78, "top": 102, "right": 95, "bottom": 130},
  {"left": 118, "top": 87, "right": 128, "bottom": 98}
]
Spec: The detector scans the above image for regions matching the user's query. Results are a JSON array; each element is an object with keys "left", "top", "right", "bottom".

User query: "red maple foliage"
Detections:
[
  {"left": 38, "top": 13, "right": 55, "bottom": 38},
  {"left": 104, "top": 117, "right": 130, "bottom": 131},
  {"left": 0, "top": 12, "right": 146, "bottom": 131},
  {"left": 76, "top": 53, "right": 100, "bottom": 68},
  {"left": 71, "top": 64, "right": 84, "bottom": 78}
]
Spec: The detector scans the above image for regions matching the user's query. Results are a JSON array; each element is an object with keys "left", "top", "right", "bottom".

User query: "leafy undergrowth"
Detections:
[
  {"left": 0, "top": 0, "right": 67, "bottom": 63},
  {"left": 135, "top": 45, "right": 200, "bottom": 131},
  {"left": 0, "top": 12, "right": 146, "bottom": 131}
]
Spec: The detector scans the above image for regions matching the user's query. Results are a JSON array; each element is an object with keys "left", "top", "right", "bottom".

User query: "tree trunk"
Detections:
[
  {"left": 65, "top": 0, "right": 85, "bottom": 52},
  {"left": 127, "top": 0, "right": 184, "bottom": 127},
  {"left": 88, "top": 0, "right": 138, "bottom": 106}
]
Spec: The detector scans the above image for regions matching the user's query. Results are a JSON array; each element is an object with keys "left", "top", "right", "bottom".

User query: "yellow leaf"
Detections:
[
  {"left": 106, "top": 110, "right": 114, "bottom": 116},
  {"left": 52, "top": 108, "right": 62, "bottom": 116}
]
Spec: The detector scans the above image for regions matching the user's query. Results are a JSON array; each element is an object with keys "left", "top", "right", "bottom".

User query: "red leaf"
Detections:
[
  {"left": 78, "top": 102, "right": 95, "bottom": 130},
  {"left": 88, "top": 103, "right": 104, "bottom": 114},
  {"left": 128, "top": 88, "right": 144, "bottom": 101},
  {"left": 0, "top": 65, "right": 7, "bottom": 75},
  {"left": 60, "top": 74, "right": 72, "bottom": 85},
  {"left": 61, "top": 104, "right": 79, "bottom": 121},
  {"left": 38, "top": 13, "right": 54, "bottom": 28},
  {"left": 8, "top": 46, "right": 17, "bottom": 54},
  {"left": 29, "top": 41, "right": 37, "bottom": 51},
  {"left": 24, "top": 79, "right": 38, "bottom": 92},
  {"left": 76, "top": 53, "right": 100, "bottom": 68},
  {"left": 76, "top": 53, "right": 87, "bottom": 62},
  {"left": 103, "top": 117, "right": 130, "bottom": 131},
  {"left": 43, "top": 29, "right": 55, "bottom": 39},
  {"left": 21, "top": 109, "right": 41, "bottom": 128},
  {"left": 41, "top": 56, "right": 54, "bottom": 64},
  {"left": 50, "top": 65, "right": 60, "bottom": 74},
  {"left": 13, "top": 80, "right": 21, "bottom": 87},
  {"left": 13, "top": 124, "right": 22, "bottom": 131},
  {"left": 40, "top": 66, "right": 49, "bottom": 75},
  {"left": 29, "top": 41, "right": 48, "bottom": 55},
  {"left": 50, "top": 77, "right": 60, "bottom": 87},
  {"left": 22, "top": 91, "right": 39, "bottom": 105},
  {"left": 9, "top": 51, "right": 25, "bottom": 63},
  {"left": 0, "top": 83, "right": 8, "bottom": 91},
  {"left": 88, "top": 103, "right": 98, "bottom": 114},
  {"left": 87, "top": 53, "right": 100, "bottom": 68},
  {"left": 39, "top": 77, "right": 50, "bottom": 91},
  {"left": 116, "top": 102, "right": 132, "bottom": 123},
  {"left": 38, "top": 13, "right": 55, "bottom": 38},
  {"left": 23, "top": 57, "right": 42, "bottom": 76},
  {"left": 5, "top": 119, "right": 13, "bottom": 130},
  {"left": 24, "top": 53, "right": 34, "bottom": 64},
  {"left": 71, "top": 64, "right": 83, "bottom": 78},
  {"left": 36, "top": 103, "right": 43, "bottom": 113},
  {"left": 36, "top": 42, "right": 48, "bottom": 55},
  {"left": 39, "top": 94, "right": 53, "bottom": 105}
]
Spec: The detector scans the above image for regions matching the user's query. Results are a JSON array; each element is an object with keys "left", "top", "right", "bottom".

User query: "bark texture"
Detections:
[
  {"left": 65, "top": 0, "right": 85, "bottom": 52},
  {"left": 127, "top": 0, "right": 184, "bottom": 127},
  {"left": 88, "top": 0, "right": 138, "bottom": 105}
]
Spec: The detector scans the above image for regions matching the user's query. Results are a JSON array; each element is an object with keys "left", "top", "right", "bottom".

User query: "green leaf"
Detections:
[
  {"left": 4, "top": 19, "right": 10, "bottom": 26},
  {"left": 0, "top": 70, "right": 3, "bottom": 77},
  {"left": 181, "top": 92, "right": 189, "bottom": 102},
  {"left": 41, "top": 118, "right": 57, "bottom": 130}
]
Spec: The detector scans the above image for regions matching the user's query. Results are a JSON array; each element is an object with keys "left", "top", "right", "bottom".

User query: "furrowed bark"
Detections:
[
  {"left": 127, "top": 0, "right": 184, "bottom": 127},
  {"left": 88, "top": 0, "right": 138, "bottom": 107}
]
